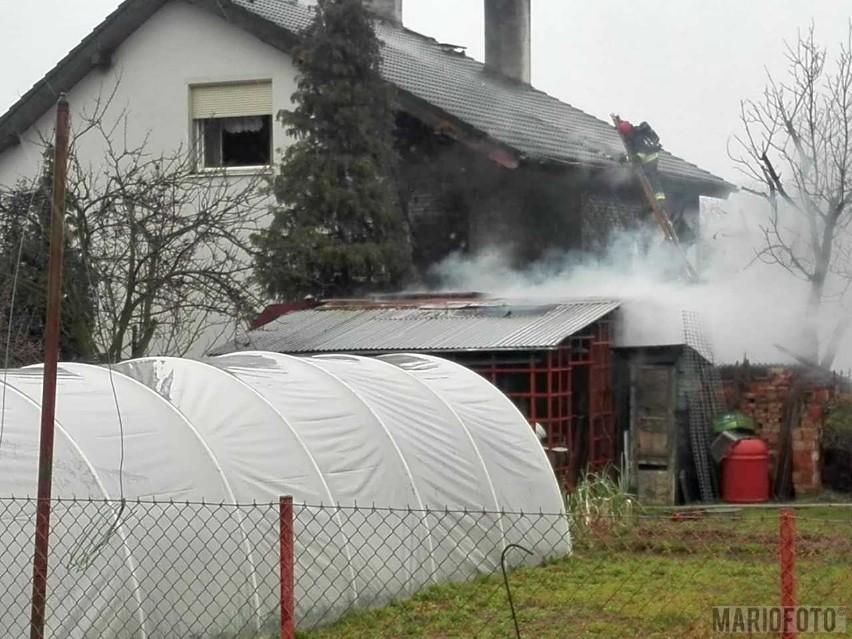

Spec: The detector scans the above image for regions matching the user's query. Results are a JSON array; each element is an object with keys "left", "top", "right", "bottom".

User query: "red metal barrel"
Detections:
[{"left": 722, "top": 438, "right": 770, "bottom": 503}]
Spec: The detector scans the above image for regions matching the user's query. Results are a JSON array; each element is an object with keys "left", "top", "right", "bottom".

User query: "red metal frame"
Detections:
[
  {"left": 280, "top": 496, "right": 295, "bottom": 639},
  {"left": 780, "top": 509, "right": 797, "bottom": 639},
  {"left": 457, "top": 317, "right": 617, "bottom": 490},
  {"left": 588, "top": 318, "right": 616, "bottom": 472},
  {"left": 468, "top": 348, "right": 578, "bottom": 487}
]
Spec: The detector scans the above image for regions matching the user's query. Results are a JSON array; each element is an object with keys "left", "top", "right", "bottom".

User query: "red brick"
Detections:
[
  {"left": 813, "top": 388, "right": 830, "bottom": 402},
  {"left": 793, "top": 450, "right": 815, "bottom": 470},
  {"left": 801, "top": 428, "right": 820, "bottom": 443}
]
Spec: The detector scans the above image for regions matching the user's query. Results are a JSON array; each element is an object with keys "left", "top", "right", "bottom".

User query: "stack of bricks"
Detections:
[
  {"left": 734, "top": 369, "right": 791, "bottom": 476},
  {"left": 726, "top": 368, "right": 827, "bottom": 496}
]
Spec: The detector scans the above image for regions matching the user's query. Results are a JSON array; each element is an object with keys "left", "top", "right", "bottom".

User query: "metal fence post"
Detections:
[
  {"left": 280, "top": 496, "right": 295, "bottom": 639},
  {"left": 780, "top": 508, "right": 797, "bottom": 639}
]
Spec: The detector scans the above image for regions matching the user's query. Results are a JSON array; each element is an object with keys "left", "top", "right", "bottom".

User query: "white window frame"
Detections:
[{"left": 190, "top": 80, "right": 274, "bottom": 174}]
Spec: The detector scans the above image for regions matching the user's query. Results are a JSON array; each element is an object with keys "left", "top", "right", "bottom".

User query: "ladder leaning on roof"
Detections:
[{"left": 611, "top": 114, "right": 699, "bottom": 283}]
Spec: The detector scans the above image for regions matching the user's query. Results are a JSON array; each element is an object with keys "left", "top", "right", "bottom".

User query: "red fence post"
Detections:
[
  {"left": 280, "top": 496, "right": 295, "bottom": 639},
  {"left": 780, "top": 508, "right": 797, "bottom": 639}
]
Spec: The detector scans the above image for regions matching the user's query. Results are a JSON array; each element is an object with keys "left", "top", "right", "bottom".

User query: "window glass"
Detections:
[
  {"left": 190, "top": 81, "right": 273, "bottom": 170},
  {"left": 199, "top": 115, "right": 272, "bottom": 168}
]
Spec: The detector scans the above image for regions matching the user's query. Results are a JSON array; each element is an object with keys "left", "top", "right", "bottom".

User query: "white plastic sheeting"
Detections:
[{"left": 0, "top": 352, "right": 569, "bottom": 637}]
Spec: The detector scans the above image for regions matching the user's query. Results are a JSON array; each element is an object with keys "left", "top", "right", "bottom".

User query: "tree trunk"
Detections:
[
  {"left": 821, "top": 315, "right": 851, "bottom": 370},
  {"left": 802, "top": 276, "right": 824, "bottom": 365}
]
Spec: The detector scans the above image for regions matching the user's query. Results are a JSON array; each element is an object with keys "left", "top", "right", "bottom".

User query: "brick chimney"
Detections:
[
  {"left": 484, "top": 0, "right": 531, "bottom": 84},
  {"left": 366, "top": 0, "right": 402, "bottom": 24}
]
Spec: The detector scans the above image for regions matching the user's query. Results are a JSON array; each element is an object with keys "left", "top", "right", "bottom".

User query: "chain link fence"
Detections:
[
  {"left": 0, "top": 497, "right": 281, "bottom": 639},
  {"left": 1, "top": 497, "right": 850, "bottom": 638},
  {"left": 295, "top": 503, "right": 852, "bottom": 638},
  {"left": 290, "top": 503, "right": 571, "bottom": 633}
]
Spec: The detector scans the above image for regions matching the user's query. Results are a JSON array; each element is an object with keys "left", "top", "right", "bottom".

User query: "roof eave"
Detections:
[
  {"left": 525, "top": 155, "right": 736, "bottom": 198},
  {"left": 249, "top": 345, "right": 567, "bottom": 356},
  {"left": 666, "top": 176, "right": 738, "bottom": 199},
  {"left": 394, "top": 90, "right": 521, "bottom": 169}
]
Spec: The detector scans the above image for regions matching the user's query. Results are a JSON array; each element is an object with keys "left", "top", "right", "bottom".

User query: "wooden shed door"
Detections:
[{"left": 632, "top": 365, "right": 676, "bottom": 503}]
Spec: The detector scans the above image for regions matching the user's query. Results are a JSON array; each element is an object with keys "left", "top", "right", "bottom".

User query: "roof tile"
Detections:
[{"left": 236, "top": 0, "right": 731, "bottom": 190}]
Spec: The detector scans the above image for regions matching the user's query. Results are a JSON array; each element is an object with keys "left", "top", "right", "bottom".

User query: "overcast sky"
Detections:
[{"left": 1, "top": 1, "right": 849, "bottom": 184}]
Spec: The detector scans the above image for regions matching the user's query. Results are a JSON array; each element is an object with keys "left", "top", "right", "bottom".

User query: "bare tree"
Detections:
[
  {"left": 6, "top": 87, "right": 270, "bottom": 363},
  {"left": 732, "top": 23, "right": 852, "bottom": 368}
]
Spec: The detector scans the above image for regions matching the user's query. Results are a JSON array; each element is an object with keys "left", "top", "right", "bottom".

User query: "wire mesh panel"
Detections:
[
  {"left": 683, "top": 311, "right": 725, "bottom": 502},
  {"left": 545, "top": 346, "right": 574, "bottom": 487}
]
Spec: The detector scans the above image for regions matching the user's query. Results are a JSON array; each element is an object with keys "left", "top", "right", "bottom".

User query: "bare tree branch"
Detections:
[
  {"left": 730, "top": 22, "right": 852, "bottom": 365},
  {"left": 17, "top": 83, "right": 270, "bottom": 361}
]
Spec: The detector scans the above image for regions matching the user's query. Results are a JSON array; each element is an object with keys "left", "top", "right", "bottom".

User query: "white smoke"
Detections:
[{"left": 427, "top": 193, "right": 851, "bottom": 369}]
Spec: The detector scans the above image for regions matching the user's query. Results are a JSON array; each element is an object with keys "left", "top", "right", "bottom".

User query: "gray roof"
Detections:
[
  {"left": 213, "top": 298, "right": 620, "bottom": 355},
  {"left": 236, "top": 0, "right": 730, "bottom": 193},
  {"left": 0, "top": 0, "right": 732, "bottom": 194}
]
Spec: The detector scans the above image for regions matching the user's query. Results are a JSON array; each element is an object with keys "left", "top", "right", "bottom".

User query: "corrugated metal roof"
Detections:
[
  {"left": 235, "top": 0, "right": 732, "bottom": 192},
  {"left": 214, "top": 298, "right": 620, "bottom": 354}
]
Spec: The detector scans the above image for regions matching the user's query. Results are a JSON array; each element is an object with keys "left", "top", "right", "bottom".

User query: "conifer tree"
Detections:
[
  {"left": 0, "top": 150, "right": 95, "bottom": 364},
  {"left": 252, "top": 0, "right": 411, "bottom": 299}
]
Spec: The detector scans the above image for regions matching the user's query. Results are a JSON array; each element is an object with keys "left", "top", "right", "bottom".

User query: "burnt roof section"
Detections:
[
  {"left": 211, "top": 296, "right": 620, "bottom": 355},
  {"left": 1, "top": 0, "right": 733, "bottom": 195}
]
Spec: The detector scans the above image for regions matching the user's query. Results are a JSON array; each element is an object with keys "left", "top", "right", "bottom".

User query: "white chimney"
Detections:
[
  {"left": 484, "top": 0, "right": 531, "bottom": 84},
  {"left": 366, "top": 0, "right": 402, "bottom": 24}
]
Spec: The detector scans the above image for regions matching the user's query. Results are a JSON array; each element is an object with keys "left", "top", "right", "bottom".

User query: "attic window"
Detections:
[{"left": 190, "top": 81, "right": 273, "bottom": 170}]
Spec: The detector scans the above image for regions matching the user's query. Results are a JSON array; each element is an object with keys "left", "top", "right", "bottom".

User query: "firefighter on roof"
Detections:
[{"left": 617, "top": 119, "right": 666, "bottom": 202}]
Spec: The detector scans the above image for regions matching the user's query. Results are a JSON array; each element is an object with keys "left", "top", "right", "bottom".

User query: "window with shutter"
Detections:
[{"left": 190, "top": 81, "right": 273, "bottom": 170}]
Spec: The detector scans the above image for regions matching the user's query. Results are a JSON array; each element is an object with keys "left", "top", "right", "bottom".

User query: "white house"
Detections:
[
  {"left": 0, "top": 0, "right": 733, "bottom": 358},
  {"left": 0, "top": 1, "right": 305, "bottom": 185}
]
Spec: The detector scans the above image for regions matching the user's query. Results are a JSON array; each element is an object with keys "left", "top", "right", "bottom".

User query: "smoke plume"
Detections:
[{"left": 428, "top": 194, "right": 850, "bottom": 369}]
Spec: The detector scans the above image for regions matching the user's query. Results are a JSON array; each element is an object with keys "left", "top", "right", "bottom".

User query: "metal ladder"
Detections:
[{"left": 611, "top": 114, "right": 699, "bottom": 283}]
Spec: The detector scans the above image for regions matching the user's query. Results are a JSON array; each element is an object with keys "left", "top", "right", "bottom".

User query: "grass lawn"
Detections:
[{"left": 297, "top": 506, "right": 852, "bottom": 639}]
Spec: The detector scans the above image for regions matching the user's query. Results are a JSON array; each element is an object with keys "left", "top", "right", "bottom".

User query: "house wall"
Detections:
[
  {"left": 0, "top": 0, "right": 299, "bottom": 188},
  {"left": 397, "top": 120, "right": 700, "bottom": 278},
  {"left": 0, "top": 1, "right": 300, "bottom": 357},
  {"left": 578, "top": 177, "right": 700, "bottom": 256},
  {"left": 579, "top": 185, "right": 646, "bottom": 254},
  {"left": 398, "top": 118, "right": 575, "bottom": 274},
  {"left": 400, "top": 144, "right": 589, "bottom": 276}
]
